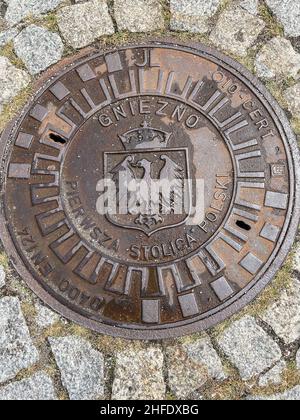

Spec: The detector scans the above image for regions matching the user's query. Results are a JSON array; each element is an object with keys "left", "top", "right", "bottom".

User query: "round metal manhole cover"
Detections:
[{"left": 1, "top": 41, "right": 299, "bottom": 340}]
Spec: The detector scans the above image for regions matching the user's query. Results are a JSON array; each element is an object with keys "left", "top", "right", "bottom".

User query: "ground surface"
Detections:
[{"left": 0, "top": 0, "right": 300, "bottom": 401}]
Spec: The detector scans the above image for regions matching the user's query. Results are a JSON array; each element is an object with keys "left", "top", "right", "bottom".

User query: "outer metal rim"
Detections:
[{"left": 0, "top": 39, "right": 299, "bottom": 340}]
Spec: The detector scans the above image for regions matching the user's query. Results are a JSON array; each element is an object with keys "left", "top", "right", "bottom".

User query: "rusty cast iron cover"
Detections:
[{"left": 0, "top": 41, "right": 299, "bottom": 340}]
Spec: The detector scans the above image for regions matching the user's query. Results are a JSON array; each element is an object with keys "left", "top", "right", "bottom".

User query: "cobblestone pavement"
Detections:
[{"left": 0, "top": 0, "right": 300, "bottom": 400}]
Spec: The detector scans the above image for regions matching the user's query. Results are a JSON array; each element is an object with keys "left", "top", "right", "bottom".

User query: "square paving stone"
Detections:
[
  {"left": 217, "top": 316, "right": 282, "bottom": 381},
  {"left": 0, "top": 297, "right": 39, "bottom": 384}
]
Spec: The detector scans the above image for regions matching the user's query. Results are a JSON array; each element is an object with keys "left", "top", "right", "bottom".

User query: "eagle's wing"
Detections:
[
  {"left": 110, "top": 157, "right": 136, "bottom": 204},
  {"left": 159, "top": 156, "right": 184, "bottom": 214}
]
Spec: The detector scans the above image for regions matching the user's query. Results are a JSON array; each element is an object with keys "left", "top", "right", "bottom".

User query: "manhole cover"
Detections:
[{"left": 1, "top": 41, "right": 299, "bottom": 339}]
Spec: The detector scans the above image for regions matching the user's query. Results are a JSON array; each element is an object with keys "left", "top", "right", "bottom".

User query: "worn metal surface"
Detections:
[{"left": 0, "top": 41, "right": 299, "bottom": 340}]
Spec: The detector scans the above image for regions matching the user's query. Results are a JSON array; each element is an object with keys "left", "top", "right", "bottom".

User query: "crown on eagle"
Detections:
[{"left": 119, "top": 122, "right": 171, "bottom": 150}]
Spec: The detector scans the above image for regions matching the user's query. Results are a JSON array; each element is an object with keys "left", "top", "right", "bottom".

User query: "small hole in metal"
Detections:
[
  {"left": 49, "top": 133, "right": 66, "bottom": 144},
  {"left": 236, "top": 220, "right": 251, "bottom": 231}
]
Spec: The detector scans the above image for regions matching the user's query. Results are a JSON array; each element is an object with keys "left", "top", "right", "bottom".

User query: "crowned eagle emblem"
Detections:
[{"left": 103, "top": 123, "right": 191, "bottom": 236}]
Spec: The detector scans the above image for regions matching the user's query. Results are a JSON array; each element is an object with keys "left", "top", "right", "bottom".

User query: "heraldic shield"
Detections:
[{"left": 103, "top": 123, "right": 192, "bottom": 236}]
